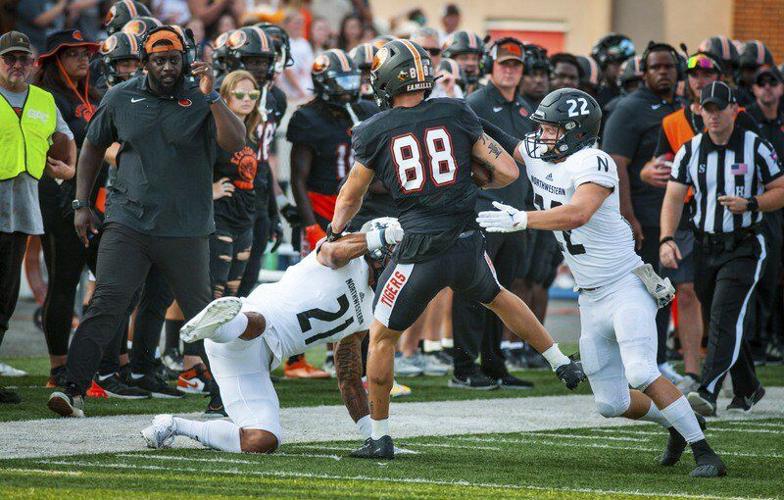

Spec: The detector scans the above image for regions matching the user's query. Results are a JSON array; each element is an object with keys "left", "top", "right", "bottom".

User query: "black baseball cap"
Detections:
[
  {"left": 0, "top": 31, "right": 33, "bottom": 56},
  {"left": 443, "top": 4, "right": 460, "bottom": 16},
  {"left": 754, "top": 65, "right": 783, "bottom": 85},
  {"left": 700, "top": 81, "right": 736, "bottom": 109}
]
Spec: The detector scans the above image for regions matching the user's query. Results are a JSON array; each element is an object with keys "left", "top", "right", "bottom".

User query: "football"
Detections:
[
  {"left": 47, "top": 132, "right": 71, "bottom": 164},
  {"left": 471, "top": 160, "right": 493, "bottom": 187}
]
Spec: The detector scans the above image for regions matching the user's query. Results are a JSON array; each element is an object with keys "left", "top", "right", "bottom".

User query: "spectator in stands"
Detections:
[
  {"left": 337, "top": 13, "right": 363, "bottom": 52},
  {"left": 153, "top": 0, "right": 193, "bottom": 25},
  {"left": 603, "top": 42, "right": 683, "bottom": 383},
  {"left": 310, "top": 16, "right": 333, "bottom": 56},
  {"left": 188, "top": 0, "right": 244, "bottom": 39},
  {"left": 410, "top": 27, "right": 461, "bottom": 99},
  {"left": 14, "top": 0, "right": 69, "bottom": 52},
  {"left": 439, "top": 3, "right": 460, "bottom": 43},
  {"left": 0, "top": 31, "right": 75, "bottom": 403},
  {"left": 279, "top": 9, "right": 313, "bottom": 101}
]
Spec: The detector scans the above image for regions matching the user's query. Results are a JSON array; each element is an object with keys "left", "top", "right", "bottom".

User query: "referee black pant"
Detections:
[
  {"left": 694, "top": 233, "right": 766, "bottom": 400},
  {"left": 64, "top": 222, "right": 212, "bottom": 396}
]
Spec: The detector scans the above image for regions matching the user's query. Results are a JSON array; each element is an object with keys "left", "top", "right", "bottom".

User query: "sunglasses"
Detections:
[
  {"left": 425, "top": 47, "right": 441, "bottom": 57},
  {"left": 687, "top": 55, "right": 718, "bottom": 71},
  {"left": 756, "top": 78, "right": 781, "bottom": 88},
  {"left": 231, "top": 90, "right": 261, "bottom": 100},
  {"left": 2, "top": 53, "right": 34, "bottom": 67}
]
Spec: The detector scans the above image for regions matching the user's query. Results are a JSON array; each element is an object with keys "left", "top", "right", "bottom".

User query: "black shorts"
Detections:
[
  {"left": 526, "top": 230, "right": 563, "bottom": 287},
  {"left": 372, "top": 231, "right": 501, "bottom": 331}
]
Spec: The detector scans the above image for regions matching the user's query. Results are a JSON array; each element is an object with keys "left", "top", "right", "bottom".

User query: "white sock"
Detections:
[
  {"left": 356, "top": 415, "right": 372, "bottom": 439},
  {"left": 541, "top": 343, "right": 570, "bottom": 370},
  {"left": 639, "top": 401, "right": 671, "bottom": 428},
  {"left": 173, "top": 417, "right": 242, "bottom": 452},
  {"left": 423, "top": 340, "right": 442, "bottom": 353},
  {"left": 660, "top": 396, "right": 705, "bottom": 443},
  {"left": 210, "top": 313, "right": 249, "bottom": 343},
  {"left": 440, "top": 338, "right": 453, "bottom": 349},
  {"left": 371, "top": 418, "right": 389, "bottom": 440}
]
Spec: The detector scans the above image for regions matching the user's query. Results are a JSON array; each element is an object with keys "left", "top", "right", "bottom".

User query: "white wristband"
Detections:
[
  {"left": 541, "top": 343, "right": 570, "bottom": 371},
  {"left": 366, "top": 229, "right": 385, "bottom": 251}
]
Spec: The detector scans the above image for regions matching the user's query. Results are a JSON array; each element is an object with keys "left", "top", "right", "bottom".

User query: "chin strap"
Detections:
[{"left": 344, "top": 102, "right": 360, "bottom": 126}]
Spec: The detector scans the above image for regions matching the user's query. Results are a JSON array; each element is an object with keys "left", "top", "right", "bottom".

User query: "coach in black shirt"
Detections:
[
  {"left": 603, "top": 43, "right": 682, "bottom": 368},
  {"left": 660, "top": 82, "right": 784, "bottom": 416},
  {"left": 454, "top": 38, "right": 535, "bottom": 388},
  {"left": 48, "top": 27, "right": 245, "bottom": 417}
]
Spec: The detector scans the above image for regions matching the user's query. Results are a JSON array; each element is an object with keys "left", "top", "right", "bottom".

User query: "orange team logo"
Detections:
[
  {"left": 227, "top": 30, "right": 247, "bottom": 49},
  {"left": 231, "top": 147, "right": 258, "bottom": 190},
  {"left": 178, "top": 98, "right": 192, "bottom": 107},
  {"left": 73, "top": 30, "right": 83, "bottom": 41},
  {"left": 100, "top": 35, "right": 118, "bottom": 55},
  {"left": 519, "top": 107, "right": 529, "bottom": 117},
  {"left": 312, "top": 54, "right": 329, "bottom": 74},
  {"left": 75, "top": 103, "right": 94, "bottom": 122}
]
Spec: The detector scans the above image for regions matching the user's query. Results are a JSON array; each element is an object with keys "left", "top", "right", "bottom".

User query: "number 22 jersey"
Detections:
[
  {"left": 241, "top": 251, "right": 374, "bottom": 367},
  {"left": 519, "top": 145, "right": 642, "bottom": 289}
]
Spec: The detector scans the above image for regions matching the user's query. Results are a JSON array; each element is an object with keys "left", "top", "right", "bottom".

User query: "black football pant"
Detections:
[
  {"left": 238, "top": 212, "right": 269, "bottom": 298},
  {"left": 64, "top": 223, "right": 211, "bottom": 396},
  {"left": 128, "top": 267, "right": 174, "bottom": 375},
  {"left": 694, "top": 234, "right": 765, "bottom": 400},
  {"left": 639, "top": 226, "right": 672, "bottom": 365},
  {"left": 0, "top": 232, "right": 29, "bottom": 348},
  {"left": 452, "top": 231, "right": 526, "bottom": 379}
]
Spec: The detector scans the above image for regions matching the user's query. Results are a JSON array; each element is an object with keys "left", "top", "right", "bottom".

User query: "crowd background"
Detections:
[{"left": 1, "top": 0, "right": 782, "bottom": 409}]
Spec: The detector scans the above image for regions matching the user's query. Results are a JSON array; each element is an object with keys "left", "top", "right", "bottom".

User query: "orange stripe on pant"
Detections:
[{"left": 307, "top": 191, "right": 337, "bottom": 222}]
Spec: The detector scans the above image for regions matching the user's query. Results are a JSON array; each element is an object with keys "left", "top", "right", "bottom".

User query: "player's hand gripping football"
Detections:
[
  {"left": 476, "top": 201, "right": 528, "bottom": 232},
  {"left": 555, "top": 355, "right": 585, "bottom": 390}
]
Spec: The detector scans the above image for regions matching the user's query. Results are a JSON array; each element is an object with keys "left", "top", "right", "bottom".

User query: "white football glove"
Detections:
[{"left": 476, "top": 201, "right": 528, "bottom": 232}]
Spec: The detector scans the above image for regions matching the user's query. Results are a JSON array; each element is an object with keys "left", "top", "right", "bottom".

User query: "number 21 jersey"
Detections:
[
  {"left": 520, "top": 145, "right": 643, "bottom": 289},
  {"left": 242, "top": 251, "right": 374, "bottom": 367}
]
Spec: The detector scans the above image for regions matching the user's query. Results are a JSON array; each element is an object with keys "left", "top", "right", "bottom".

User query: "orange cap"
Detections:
[{"left": 144, "top": 29, "right": 184, "bottom": 55}]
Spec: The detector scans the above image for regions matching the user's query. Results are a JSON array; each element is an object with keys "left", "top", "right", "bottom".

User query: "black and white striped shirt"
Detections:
[{"left": 670, "top": 127, "right": 782, "bottom": 234}]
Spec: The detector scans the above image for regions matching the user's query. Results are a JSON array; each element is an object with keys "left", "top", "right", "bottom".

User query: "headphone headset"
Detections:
[
  {"left": 640, "top": 41, "right": 683, "bottom": 81},
  {"left": 482, "top": 36, "right": 525, "bottom": 74},
  {"left": 139, "top": 25, "right": 198, "bottom": 77}
]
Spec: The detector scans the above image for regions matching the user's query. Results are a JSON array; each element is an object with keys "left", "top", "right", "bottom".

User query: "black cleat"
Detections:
[
  {"left": 350, "top": 435, "right": 395, "bottom": 460},
  {"left": 497, "top": 374, "right": 534, "bottom": 390},
  {"left": 127, "top": 373, "right": 183, "bottom": 399},
  {"left": 690, "top": 439, "right": 727, "bottom": 478},
  {"left": 0, "top": 385, "right": 21, "bottom": 404},
  {"left": 726, "top": 385, "right": 765, "bottom": 413},
  {"left": 205, "top": 392, "right": 228, "bottom": 417},
  {"left": 659, "top": 413, "right": 707, "bottom": 466},
  {"left": 448, "top": 372, "right": 498, "bottom": 390}
]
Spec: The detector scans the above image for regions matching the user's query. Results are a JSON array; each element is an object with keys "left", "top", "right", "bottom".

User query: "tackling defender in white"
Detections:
[
  {"left": 141, "top": 218, "right": 403, "bottom": 454},
  {"left": 476, "top": 88, "right": 726, "bottom": 478}
]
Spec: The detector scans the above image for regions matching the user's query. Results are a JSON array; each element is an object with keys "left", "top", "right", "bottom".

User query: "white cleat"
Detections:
[
  {"left": 141, "top": 414, "right": 177, "bottom": 449},
  {"left": 0, "top": 362, "right": 28, "bottom": 377},
  {"left": 658, "top": 362, "right": 684, "bottom": 384},
  {"left": 180, "top": 297, "right": 243, "bottom": 343}
]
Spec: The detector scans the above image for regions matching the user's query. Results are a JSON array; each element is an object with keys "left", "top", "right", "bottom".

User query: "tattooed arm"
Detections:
[
  {"left": 471, "top": 133, "right": 520, "bottom": 189},
  {"left": 335, "top": 331, "right": 369, "bottom": 423}
]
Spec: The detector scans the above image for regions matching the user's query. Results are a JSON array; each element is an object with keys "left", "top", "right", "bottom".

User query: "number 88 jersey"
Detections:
[
  {"left": 241, "top": 251, "right": 374, "bottom": 368},
  {"left": 351, "top": 97, "right": 483, "bottom": 235},
  {"left": 520, "top": 144, "right": 643, "bottom": 289}
]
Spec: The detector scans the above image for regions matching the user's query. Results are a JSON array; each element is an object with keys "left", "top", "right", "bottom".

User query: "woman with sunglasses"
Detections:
[
  {"left": 34, "top": 30, "right": 116, "bottom": 390},
  {"left": 209, "top": 70, "right": 266, "bottom": 299}
]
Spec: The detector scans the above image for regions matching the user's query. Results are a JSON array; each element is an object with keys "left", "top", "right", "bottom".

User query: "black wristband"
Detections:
[
  {"left": 746, "top": 196, "right": 759, "bottom": 212},
  {"left": 326, "top": 223, "right": 342, "bottom": 242},
  {"left": 659, "top": 236, "right": 675, "bottom": 247},
  {"left": 478, "top": 117, "right": 521, "bottom": 156}
]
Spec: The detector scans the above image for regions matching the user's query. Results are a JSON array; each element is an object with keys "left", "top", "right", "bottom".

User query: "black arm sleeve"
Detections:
[{"left": 478, "top": 117, "right": 521, "bottom": 156}]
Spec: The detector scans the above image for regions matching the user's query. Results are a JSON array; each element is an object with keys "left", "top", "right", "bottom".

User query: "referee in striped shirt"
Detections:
[{"left": 660, "top": 81, "right": 784, "bottom": 416}]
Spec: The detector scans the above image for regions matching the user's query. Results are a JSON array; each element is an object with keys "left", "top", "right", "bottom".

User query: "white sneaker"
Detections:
[
  {"left": 0, "top": 362, "right": 27, "bottom": 377},
  {"left": 658, "top": 362, "right": 684, "bottom": 384},
  {"left": 394, "top": 353, "right": 423, "bottom": 377},
  {"left": 180, "top": 297, "right": 243, "bottom": 343},
  {"left": 676, "top": 374, "right": 700, "bottom": 395},
  {"left": 409, "top": 352, "right": 449, "bottom": 376},
  {"left": 141, "top": 414, "right": 177, "bottom": 449}
]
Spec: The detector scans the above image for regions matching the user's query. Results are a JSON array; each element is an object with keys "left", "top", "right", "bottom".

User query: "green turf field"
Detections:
[{"left": 1, "top": 418, "right": 782, "bottom": 499}]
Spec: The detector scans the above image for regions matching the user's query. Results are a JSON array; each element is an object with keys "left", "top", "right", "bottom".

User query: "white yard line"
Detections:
[
  {"left": 116, "top": 452, "right": 342, "bottom": 462},
  {"left": 2, "top": 387, "right": 782, "bottom": 459},
  {"left": 592, "top": 427, "right": 784, "bottom": 436},
  {"left": 450, "top": 436, "right": 784, "bottom": 459},
  {"left": 29, "top": 459, "right": 765, "bottom": 500}
]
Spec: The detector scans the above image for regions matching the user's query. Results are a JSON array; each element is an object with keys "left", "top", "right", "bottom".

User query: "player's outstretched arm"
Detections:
[
  {"left": 335, "top": 331, "right": 371, "bottom": 432},
  {"left": 471, "top": 133, "right": 519, "bottom": 188},
  {"left": 331, "top": 161, "right": 375, "bottom": 233},
  {"left": 317, "top": 224, "right": 404, "bottom": 269},
  {"left": 477, "top": 183, "right": 611, "bottom": 233}
]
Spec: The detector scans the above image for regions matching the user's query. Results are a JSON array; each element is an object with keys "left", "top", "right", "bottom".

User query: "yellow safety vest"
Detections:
[{"left": 0, "top": 84, "right": 57, "bottom": 181}]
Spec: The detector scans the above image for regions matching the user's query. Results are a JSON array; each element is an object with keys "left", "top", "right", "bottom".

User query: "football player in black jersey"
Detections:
[
  {"left": 330, "top": 39, "right": 586, "bottom": 459},
  {"left": 349, "top": 42, "right": 377, "bottom": 101}
]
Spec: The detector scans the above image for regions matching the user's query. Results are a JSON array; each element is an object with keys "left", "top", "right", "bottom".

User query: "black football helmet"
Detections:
[
  {"left": 212, "top": 30, "right": 232, "bottom": 78},
  {"left": 740, "top": 40, "right": 775, "bottom": 69},
  {"left": 104, "top": 0, "right": 151, "bottom": 35},
  {"left": 312, "top": 49, "right": 361, "bottom": 104},
  {"left": 523, "top": 44, "right": 549, "bottom": 74},
  {"left": 371, "top": 35, "right": 396, "bottom": 50},
  {"left": 371, "top": 39, "right": 435, "bottom": 109},
  {"left": 524, "top": 88, "right": 602, "bottom": 162},
  {"left": 98, "top": 32, "right": 141, "bottom": 85},
  {"left": 121, "top": 16, "right": 163, "bottom": 38},
  {"left": 617, "top": 55, "right": 643, "bottom": 92},
  {"left": 576, "top": 55, "right": 601, "bottom": 94},
  {"left": 257, "top": 23, "right": 292, "bottom": 73},
  {"left": 349, "top": 43, "right": 378, "bottom": 99},
  {"left": 441, "top": 30, "right": 484, "bottom": 84},
  {"left": 225, "top": 27, "right": 277, "bottom": 83},
  {"left": 699, "top": 36, "right": 739, "bottom": 76},
  {"left": 591, "top": 33, "right": 635, "bottom": 68}
]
